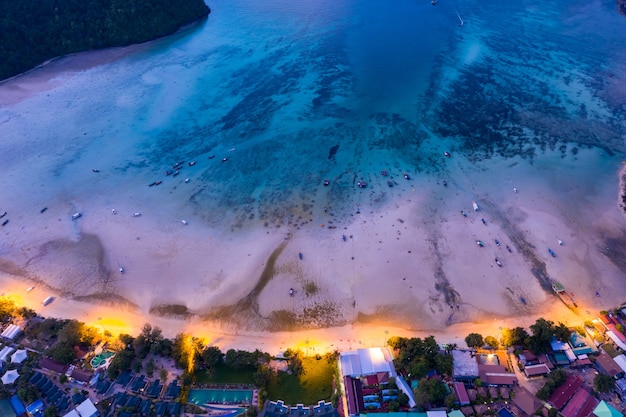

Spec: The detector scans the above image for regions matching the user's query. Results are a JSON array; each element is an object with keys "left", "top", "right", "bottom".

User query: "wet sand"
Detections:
[{"left": 1, "top": 0, "right": 626, "bottom": 350}]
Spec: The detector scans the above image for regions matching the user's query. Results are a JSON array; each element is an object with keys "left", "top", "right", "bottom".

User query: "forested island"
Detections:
[
  {"left": 619, "top": 0, "right": 626, "bottom": 17},
  {"left": 0, "top": 0, "right": 210, "bottom": 81}
]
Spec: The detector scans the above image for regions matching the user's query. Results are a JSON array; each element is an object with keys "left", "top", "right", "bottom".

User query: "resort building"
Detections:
[
  {"left": 339, "top": 347, "right": 415, "bottom": 416},
  {"left": 595, "top": 353, "right": 624, "bottom": 379},
  {"left": 591, "top": 400, "right": 623, "bottom": 417},
  {"left": 63, "top": 399, "right": 99, "bottom": 417},
  {"left": 261, "top": 400, "right": 339, "bottom": 417},
  {"left": 451, "top": 350, "right": 479, "bottom": 382},
  {"left": 1, "top": 324, "right": 21, "bottom": 340}
]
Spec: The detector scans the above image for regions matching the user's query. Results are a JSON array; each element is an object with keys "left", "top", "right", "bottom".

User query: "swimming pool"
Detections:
[
  {"left": 90, "top": 350, "right": 114, "bottom": 368},
  {"left": 188, "top": 389, "right": 253, "bottom": 406}
]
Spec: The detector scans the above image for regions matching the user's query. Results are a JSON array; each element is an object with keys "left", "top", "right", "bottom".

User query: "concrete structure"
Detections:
[
  {"left": 10, "top": 349, "right": 27, "bottom": 364},
  {"left": 595, "top": 353, "right": 624, "bottom": 379},
  {"left": 260, "top": 400, "right": 339, "bottom": 417},
  {"left": 452, "top": 350, "right": 479, "bottom": 381},
  {"left": 614, "top": 355, "right": 626, "bottom": 375},
  {"left": 454, "top": 382, "right": 470, "bottom": 406},
  {"left": 340, "top": 347, "right": 396, "bottom": 379},
  {"left": 339, "top": 347, "right": 413, "bottom": 416},
  {"left": 75, "top": 399, "right": 98, "bottom": 417},
  {"left": 1, "top": 324, "right": 21, "bottom": 340},
  {"left": 1, "top": 369, "right": 19, "bottom": 384},
  {"left": 592, "top": 400, "right": 623, "bottom": 417},
  {"left": 523, "top": 364, "right": 551, "bottom": 377}
]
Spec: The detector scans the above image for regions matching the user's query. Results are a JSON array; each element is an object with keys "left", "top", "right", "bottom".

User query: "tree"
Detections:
[
  {"left": 107, "top": 349, "right": 136, "bottom": 379},
  {"left": 388, "top": 401, "right": 400, "bottom": 412},
  {"left": 146, "top": 358, "right": 155, "bottom": 377},
  {"left": 553, "top": 322, "right": 572, "bottom": 342},
  {"left": 396, "top": 391, "right": 409, "bottom": 407},
  {"left": 500, "top": 327, "right": 529, "bottom": 347},
  {"left": 529, "top": 318, "right": 555, "bottom": 353},
  {"left": 594, "top": 373, "right": 615, "bottom": 393},
  {"left": 0, "top": 297, "right": 17, "bottom": 322},
  {"left": 203, "top": 346, "right": 224, "bottom": 369},
  {"left": 46, "top": 342, "right": 76, "bottom": 364},
  {"left": 536, "top": 369, "right": 567, "bottom": 400},
  {"left": 44, "top": 405, "right": 57, "bottom": 417},
  {"left": 465, "top": 333, "right": 484, "bottom": 348},
  {"left": 484, "top": 336, "right": 499, "bottom": 349},
  {"left": 414, "top": 378, "right": 447, "bottom": 406}
]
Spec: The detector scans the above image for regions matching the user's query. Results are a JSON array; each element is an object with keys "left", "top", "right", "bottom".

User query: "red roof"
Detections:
[
  {"left": 606, "top": 324, "right": 626, "bottom": 342},
  {"left": 595, "top": 353, "right": 622, "bottom": 377},
  {"left": 561, "top": 387, "right": 591, "bottom": 417},
  {"left": 39, "top": 358, "right": 69, "bottom": 374},
  {"left": 524, "top": 364, "right": 551, "bottom": 377},
  {"left": 578, "top": 395, "right": 599, "bottom": 417},
  {"left": 454, "top": 382, "right": 470, "bottom": 405},
  {"left": 548, "top": 375, "right": 584, "bottom": 409}
]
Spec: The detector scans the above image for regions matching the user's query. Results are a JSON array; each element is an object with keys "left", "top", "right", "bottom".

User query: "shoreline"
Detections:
[{"left": 1, "top": 2, "right": 625, "bottom": 354}]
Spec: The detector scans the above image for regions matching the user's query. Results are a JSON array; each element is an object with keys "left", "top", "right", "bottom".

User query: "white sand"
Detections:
[{"left": 1, "top": 48, "right": 626, "bottom": 354}]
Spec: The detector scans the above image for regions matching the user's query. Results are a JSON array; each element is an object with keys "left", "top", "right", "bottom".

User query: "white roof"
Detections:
[
  {"left": 63, "top": 410, "right": 81, "bottom": 417},
  {"left": 0, "top": 346, "right": 15, "bottom": 362},
  {"left": 613, "top": 355, "right": 626, "bottom": 373},
  {"left": 396, "top": 375, "right": 417, "bottom": 407},
  {"left": 427, "top": 411, "right": 448, "bottom": 417},
  {"left": 76, "top": 398, "right": 98, "bottom": 417},
  {"left": 606, "top": 331, "right": 626, "bottom": 351},
  {"left": 340, "top": 347, "right": 395, "bottom": 377},
  {"left": 1, "top": 369, "right": 19, "bottom": 384},
  {"left": 1, "top": 324, "right": 21, "bottom": 340},
  {"left": 11, "top": 349, "right": 27, "bottom": 364}
]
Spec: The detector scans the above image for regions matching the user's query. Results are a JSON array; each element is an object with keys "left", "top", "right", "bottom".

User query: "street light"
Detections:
[{"left": 384, "top": 330, "right": 389, "bottom": 347}]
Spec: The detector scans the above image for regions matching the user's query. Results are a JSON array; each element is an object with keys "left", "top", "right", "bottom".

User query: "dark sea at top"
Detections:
[
  {"left": 118, "top": 0, "right": 625, "bottom": 228},
  {"left": 2, "top": 0, "right": 624, "bottom": 230}
]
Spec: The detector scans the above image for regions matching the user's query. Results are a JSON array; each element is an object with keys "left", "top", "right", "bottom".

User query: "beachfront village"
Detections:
[{"left": 0, "top": 298, "right": 625, "bottom": 417}]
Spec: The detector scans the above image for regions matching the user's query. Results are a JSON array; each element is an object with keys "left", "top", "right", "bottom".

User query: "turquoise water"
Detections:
[
  {"left": 2, "top": 0, "right": 625, "bottom": 228},
  {"left": 188, "top": 389, "right": 253, "bottom": 405},
  {"left": 90, "top": 350, "right": 114, "bottom": 367}
]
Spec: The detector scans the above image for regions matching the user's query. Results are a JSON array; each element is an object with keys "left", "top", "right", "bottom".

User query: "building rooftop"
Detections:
[{"left": 452, "top": 350, "right": 479, "bottom": 380}]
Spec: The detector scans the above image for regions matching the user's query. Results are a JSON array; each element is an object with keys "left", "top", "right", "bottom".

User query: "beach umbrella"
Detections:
[
  {"left": 1, "top": 369, "right": 19, "bottom": 384},
  {"left": 10, "top": 349, "right": 27, "bottom": 364}
]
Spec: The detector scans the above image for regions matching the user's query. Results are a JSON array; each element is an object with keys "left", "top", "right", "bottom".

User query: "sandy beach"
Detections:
[{"left": 2, "top": 0, "right": 626, "bottom": 354}]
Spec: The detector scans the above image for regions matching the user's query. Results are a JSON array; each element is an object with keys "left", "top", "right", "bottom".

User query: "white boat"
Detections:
[
  {"left": 42, "top": 296, "right": 54, "bottom": 306},
  {"left": 472, "top": 201, "right": 479, "bottom": 211},
  {"left": 71, "top": 212, "right": 82, "bottom": 220}
]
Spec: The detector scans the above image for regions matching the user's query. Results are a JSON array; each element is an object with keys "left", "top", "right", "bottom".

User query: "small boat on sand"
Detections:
[
  {"left": 71, "top": 212, "right": 82, "bottom": 220},
  {"left": 548, "top": 248, "right": 556, "bottom": 257},
  {"left": 472, "top": 201, "right": 479, "bottom": 211}
]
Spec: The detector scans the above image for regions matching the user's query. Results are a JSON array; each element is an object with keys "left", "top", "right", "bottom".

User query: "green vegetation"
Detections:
[
  {"left": 484, "top": 336, "right": 499, "bottom": 349},
  {"left": 413, "top": 377, "right": 448, "bottom": 409},
  {"left": 194, "top": 362, "right": 257, "bottom": 385},
  {"left": 266, "top": 353, "right": 337, "bottom": 405},
  {"left": 388, "top": 336, "right": 453, "bottom": 379},
  {"left": 0, "top": 0, "right": 210, "bottom": 81},
  {"left": 602, "top": 343, "right": 620, "bottom": 358},
  {"left": 593, "top": 373, "right": 615, "bottom": 393},
  {"left": 536, "top": 368, "right": 567, "bottom": 400},
  {"left": 464, "top": 333, "right": 484, "bottom": 348},
  {"left": 500, "top": 327, "right": 529, "bottom": 347}
]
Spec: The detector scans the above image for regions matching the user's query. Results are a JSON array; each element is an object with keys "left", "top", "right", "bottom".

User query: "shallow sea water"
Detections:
[{"left": 1, "top": 0, "right": 626, "bottom": 326}]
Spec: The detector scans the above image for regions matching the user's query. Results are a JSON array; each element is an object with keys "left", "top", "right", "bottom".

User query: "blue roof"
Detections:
[
  {"left": 498, "top": 409, "right": 515, "bottom": 417},
  {"left": 10, "top": 395, "right": 25, "bottom": 415},
  {"left": 26, "top": 399, "right": 45, "bottom": 413}
]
